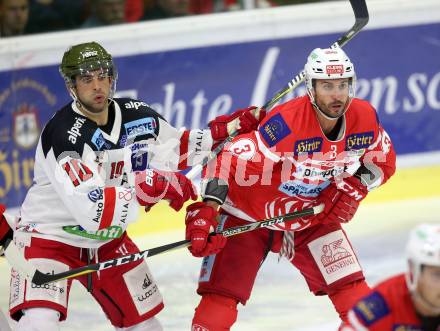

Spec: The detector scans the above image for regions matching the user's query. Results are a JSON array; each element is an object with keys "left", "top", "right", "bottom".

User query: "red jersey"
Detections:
[
  {"left": 205, "top": 96, "right": 396, "bottom": 230},
  {"left": 341, "top": 274, "right": 427, "bottom": 331}
]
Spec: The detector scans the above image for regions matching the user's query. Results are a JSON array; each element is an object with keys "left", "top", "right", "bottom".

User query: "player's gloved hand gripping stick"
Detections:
[{"left": 5, "top": 204, "right": 324, "bottom": 286}]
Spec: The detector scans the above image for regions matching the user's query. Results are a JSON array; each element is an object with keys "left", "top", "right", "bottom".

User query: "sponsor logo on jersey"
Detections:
[
  {"left": 294, "top": 137, "right": 323, "bottom": 154},
  {"left": 87, "top": 188, "right": 104, "bottom": 203},
  {"left": 346, "top": 131, "right": 374, "bottom": 150},
  {"left": 279, "top": 180, "right": 329, "bottom": 197},
  {"left": 259, "top": 113, "right": 291, "bottom": 147},
  {"left": 62, "top": 225, "right": 123, "bottom": 240},
  {"left": 326, "top": 64, "right": 344, "bottom": 75},
  {"left": 124, "top": 101, "right": 149, "bottom": 110},
  {"left": 92, "top": 201, "right": 104, "bottom": 223},
  {"left": 67, "top": 117, "right": 86, "bottom": 144},
  {"left": 353, "top": 292, "right": 390, "bottom": 326},
  {"left": 301, "top": 165, "right": 347, "bottom": 180},
  {"left": 124, "top": 118, "right": 156, "bottom": 138},
  {"left": 91, "top": 129, "right": 106, "bottom": 150}
]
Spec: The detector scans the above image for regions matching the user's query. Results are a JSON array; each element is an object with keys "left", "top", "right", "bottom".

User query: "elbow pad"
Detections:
[{"left": 201, "top": 178, "right": 229, "bottom": 205}]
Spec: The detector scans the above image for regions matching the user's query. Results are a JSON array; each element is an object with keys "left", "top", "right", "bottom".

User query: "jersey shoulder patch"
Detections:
[
  {"left": 41, "top": 105, "right": 91, "bottom": 159},
  {"left": 352, "top": 291, "right": 390, "bottom": 326},
  {"left": 258, "top": 112, "right": 292, "bottom": 147}
]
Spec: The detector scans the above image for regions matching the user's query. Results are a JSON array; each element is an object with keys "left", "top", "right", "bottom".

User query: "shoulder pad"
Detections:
[{"left": 41, "top": 106, "right": 88, "bottom": 158}]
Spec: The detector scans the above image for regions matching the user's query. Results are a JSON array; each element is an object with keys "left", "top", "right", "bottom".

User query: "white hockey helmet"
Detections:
[
  {"left": 304, "top": 45, "right": 356, "bottom": 119},
  {"left": 405, "top": 223, "right": 440, "bottom": 292}
]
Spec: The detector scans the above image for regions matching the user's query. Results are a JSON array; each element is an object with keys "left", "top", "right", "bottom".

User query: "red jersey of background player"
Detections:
[
  {"left": 341, "top": 274, "right": 429, "bottom": 331},
  {"left": 205, "top": 95, "right": 396, "bottom": 231}
]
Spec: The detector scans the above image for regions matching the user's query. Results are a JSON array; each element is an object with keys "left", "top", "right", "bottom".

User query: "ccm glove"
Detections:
[
  {"left": 316, "top": 176, "right": 368, "bottom": 224},
  {"left": 185, "top": 202, "right": 227, "bottom": 257},
  {"left": 0, "top": 204, "right": 13, "bottom": 251},
  {"left": 209, "top": 106, "right": 266, "bottom": 141},
  {"left": 136, "top": 170, "right": 197, "bottom": 212}
]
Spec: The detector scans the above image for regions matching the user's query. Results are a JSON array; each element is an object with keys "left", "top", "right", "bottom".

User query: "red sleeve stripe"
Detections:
[
  {"left": 99, "top": 187, "right": 116, "bottom": 229},
  {"left": 178, "top": 130, "right": 190, "bottom": 170}
]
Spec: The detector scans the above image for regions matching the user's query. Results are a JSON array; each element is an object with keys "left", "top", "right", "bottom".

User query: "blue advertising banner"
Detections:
[{"left": 0, "top": 22, "right": 439, "bottom": 207}]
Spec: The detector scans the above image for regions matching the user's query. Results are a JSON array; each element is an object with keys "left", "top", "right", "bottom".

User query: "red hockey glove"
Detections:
[
  {"left": 135, "top": 170, "right": 198, "bottom": 212},
  {"left": 316, "top": 176, "right": 368, "bottom": 224},
  {"left": 209, "top": 106, "right": 266, "bottom": 141},
  {"left": 335, "top": 175, "right": 369, "bottom": 202},
  {"left": 185, "top": 202, "right": 227, "bottom": 257},
  {"left": 0, "top": 204, "right": 13, "bottom": 248}
]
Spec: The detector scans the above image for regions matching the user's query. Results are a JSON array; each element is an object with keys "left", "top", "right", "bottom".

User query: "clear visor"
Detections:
[{"left": 67, "top": 59, "right": 116, "bottom": 81}]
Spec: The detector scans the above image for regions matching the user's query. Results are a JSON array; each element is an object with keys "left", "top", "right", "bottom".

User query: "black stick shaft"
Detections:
[{"left": 31, "top": 205, "right": 320, "bottom": 285}]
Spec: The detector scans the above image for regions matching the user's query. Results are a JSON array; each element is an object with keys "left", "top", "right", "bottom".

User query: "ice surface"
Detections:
[{"left": 1, "top": 197, "right": 439, "bottom": 331}]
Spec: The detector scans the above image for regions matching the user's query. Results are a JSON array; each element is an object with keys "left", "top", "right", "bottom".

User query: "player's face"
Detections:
[
  {"left": 74, "top": 69, "right": 112, "bottom": 114},
  {"left": 417, "top": 265, "right": 440, "bottom": 313},
  {"left": 314, "top": 79, "right": 350, "bottom": 118}
]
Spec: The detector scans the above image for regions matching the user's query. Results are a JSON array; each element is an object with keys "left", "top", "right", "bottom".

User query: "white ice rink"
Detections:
[{"left": 1, "top": 197, "right": 439, "bottom": 331}]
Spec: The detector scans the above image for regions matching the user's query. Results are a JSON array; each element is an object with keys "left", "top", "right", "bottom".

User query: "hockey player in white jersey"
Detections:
[{"left": 7, "top": 42, "right": 264, "bottom": 331}]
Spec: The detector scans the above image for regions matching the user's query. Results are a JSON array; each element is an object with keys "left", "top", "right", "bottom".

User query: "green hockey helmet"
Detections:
[{"left": 59, "top": 42, "right": 118, "bottom": 87}]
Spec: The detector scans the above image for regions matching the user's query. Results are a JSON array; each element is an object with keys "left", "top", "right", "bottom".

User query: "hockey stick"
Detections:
[
  {"left": 186, "top": 0, "right": 369, "bottom": 179},
  {"left": 29, "top": 204, "right": 323, "bottom": 285}
]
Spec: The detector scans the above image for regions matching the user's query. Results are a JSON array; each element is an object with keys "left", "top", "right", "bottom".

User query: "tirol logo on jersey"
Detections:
[
  {"left": 63, "top": 225, "right": 123, "bottom": 240},
  {"left": 279, "top": 180, "right": 330, "bottom": 197},
  {"left": 124, "top": 118, "right": 156, "bottom": 139},
  {"left": 130, "top": 142, "right": 148, "bottom": 171},
  {"left": 67, "top": 117, "right": 86, "bottom": 144},
  {"left": 87, "top": 188, "right": 103, "bottom": 203},
  {"left": 294, "top": 137, "right": 323, "bottom": 154},
  {"left": 346, "top": 131, "right": 374, "bottom": 150},
  {"left": 326, "top": 64, "right": 344, "bottom": 75},
  {"left": 91, "top": 128, "right": 106, "bottom": 150},
  {"left": 259, "top": 113, "right": 291, "bottom": 147}
]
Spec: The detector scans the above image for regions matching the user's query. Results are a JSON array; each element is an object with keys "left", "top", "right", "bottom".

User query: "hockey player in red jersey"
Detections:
[
  {"left": 7, "top": 42, "right": 263, "bottom": 331},
  {"left": 184, "top": 45, "right": 396, "bottom": 330},
  {"left": 341, "top": 223, "right": 440, "bottom": 331},
  {"left": 0, "top": 204, "right": 12, "bottom": 255}
]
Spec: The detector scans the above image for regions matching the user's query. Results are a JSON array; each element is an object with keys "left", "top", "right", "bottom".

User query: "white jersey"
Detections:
[{"left": 18, "top": 98, "right": 213, "bottom": 248}]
